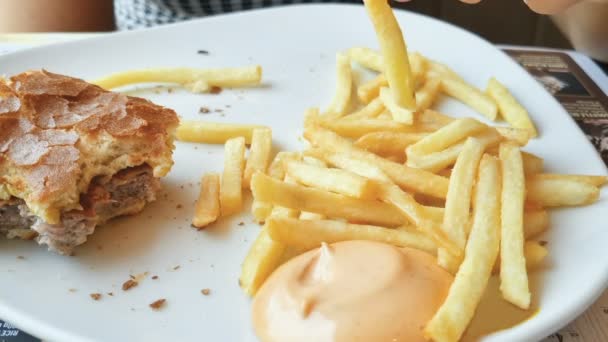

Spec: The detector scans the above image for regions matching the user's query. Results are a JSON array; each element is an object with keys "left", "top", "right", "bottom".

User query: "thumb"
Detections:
[{"left": 524, "top": 0, "right": 582, "bottom": 14}]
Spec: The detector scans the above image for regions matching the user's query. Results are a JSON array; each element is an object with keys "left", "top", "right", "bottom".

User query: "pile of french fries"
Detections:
[{"left": 110, "top": 1, "right": 606, "bottom": 341}]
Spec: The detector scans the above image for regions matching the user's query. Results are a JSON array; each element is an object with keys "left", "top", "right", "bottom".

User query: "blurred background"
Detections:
[{"left": 0, "top": 0, "right": 605, "bottom": 67}]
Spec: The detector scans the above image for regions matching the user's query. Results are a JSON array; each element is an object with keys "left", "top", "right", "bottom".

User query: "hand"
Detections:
[{"left": 395, "top": 0, "right": 603, "bottom": 14}]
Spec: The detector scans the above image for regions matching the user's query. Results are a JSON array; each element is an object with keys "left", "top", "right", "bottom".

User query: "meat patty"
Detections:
[{"left": 0, "top": 164, "right": 160, "bottom": 254}]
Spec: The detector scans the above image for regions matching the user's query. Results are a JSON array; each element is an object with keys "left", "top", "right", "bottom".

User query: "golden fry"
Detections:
[
  {"left": 441, "top": 77, "right": 498, "bottom": 120},
  {"left": 343, "top": 97, "right": 385, "bottom": 120},
  {"left": 527, "top": 177, "right": 600, "bottom": 207},
  {"left": 379, "top": 87, "right": 414, "bottom": 124},
  {"left": 192, "top": 173, "right": 221, "bottom": 228},
  {"left": 532, "top": 174, "right": 608, "bottom": 187},
  {"left": 439, "top": 137, "right": 485, "bottom": 273},
  {"left": 487, "top": 77, "right": 538, "bottom": 137},
  {"left": 499, "top": 143, "right": 530, "bottom": 309},
  {"left": 354, "top": 131, "right": 426, "bottom": 159},
  {"left": 348, "top": 47, "right": 384, "bottom": 72},
  {"left": 406, "top": 117, "right": 487, "bottom": 156},
  {"left": 425, "top": 155, "right": 501, "bottom": 342},
  {"left": 304, "top": 126, "right": 450, "bottom": 198},
  {"left": 243, "top": 128, "right": 272, "bottom": 188},
  {"left": 251, "top": 173, "right": 407, "bottom": 227},
  {"left": 364, "top": 0, "right": 416, "bottom": 109},
  {"left": 284, "top": 160, "right": 377, "bottom": 199},
  {"left": 357, "top": 74, "right": 388, "bottom": 104},
  {"left": 220, "top": 137, "right": 246, "bottom": 216},
  {"left": 239, "top": 228, "right": 286, "bottom": 296},
  {"left": 176, "top": 121, "right": 269, "bottom": 144},
  {"left": 266, "top": 217, "right": 437, "bottom": 254},
  {"left": 325, "top": 53, "right": 353, "bottom": 118},
  {"left": 92, "top": 66, "right": 262, "bottom": 90}
]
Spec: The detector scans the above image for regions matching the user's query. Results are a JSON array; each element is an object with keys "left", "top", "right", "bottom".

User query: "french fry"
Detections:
[
  {"left": 416, "top": 77, "right": 441, "bottom": 112},
  {"left": 243, "top": 128, "right": 272, "bottom": 188},
  {"left": 487, "top": 77, "right": 538, "bottom": 137},
  {"left": 532, "top": 174, "right": 608, "bottom": 187},
  {"left": 409, "top": 52, "right": 429, "bottom": 85},
  {"left": 348, "top": 47, "right": 384, "bottom": 72},
  {"left": 379, "top": 87, "right": 414, "bottom": 124},
  {"left": 176, "top": 121, "right": 269, "bottom": 144},
  {"left": 220, "top": 137, "right": 246, "bottom": 216},
  {"left": 380, "top": 184, "right": 461, "bottom": 257},
  {"left": 522, "top": 151, "right": 544, "bottom": 175},
  {"left": 320, "top": 118, "right": 420, "bottom": 139},
  {"left": 425, "top": 155, "right": 501, "bottom": 342},
  {"left": 495, "top": 126, "right": 531, "bottom": 146},
  {"left": 438, "top": 137, "right": 485, "bottom": 274},
  {"left": 364, "top": 0, "right": 416, "bottom": 109},
  {"left": 343, "top": 97, "right": 385, "bottom": 120},
  {"left": 304, "top": 126, "right": 450, "bottom": 198},
  {"left": 406, "top": 143, "right": 464, "bottom": 174},
  {"left": 499, "top": 143, "right": 530, "bottom": 309},
  {"left": 307, "top": 149, "right": 392, "bottom": 183},
  {"left": 266, "top": 217, "right": 437, "bottom": 254},
  {"left": 354, "top": 132, "right": 426, "bottom": 159},
  {"left": 251, "top": 152, "right": 301, "bottom": 223},
  {"left": 426, "top": 59, "right": 465, "bottom": 82},
  {"left": 526, "top": 177, "right": 600, "bottom": 207},
  {"left": 299, "top": 212, "right": 325, "bottom": 220},
  {"left": 251, "top": 173, "right": 407, "bottom": 226},
  {"left": 357, "top": 74, "right": 388, "bottom": 104},
  {"left": 407, "top": 118, "right": 486, "bottom": 157},
  {"left": 325, "top": 53, "right": 353, "bottom": 118},
  {"left": 284, "top": 160, "right": 377, "bottom": 199},
  {"left": 441, "top": 77, "right": 498, "bottom": 120},
  {"left": 239, "top": 228, "right": 286, "bottom": 296},
  {"left": 524, "top": 210, "right": 549, "bottom": 239},
  {"left": 191, "top": 173, "right": 221, "bottom": 228},
  {"left": 418, "top": 109, "right": 455, "bottom": 130},
  {"left": 92, "top": 66, "right": 263, "bottom": 90},
  {"left": 302, "top": 156, "right": 327, "bottom": 167}
]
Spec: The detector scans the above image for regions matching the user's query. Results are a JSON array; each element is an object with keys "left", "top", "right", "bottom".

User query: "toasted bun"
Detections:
[{"left": 0, "top": 70, "right": 179, "bottom": 223}]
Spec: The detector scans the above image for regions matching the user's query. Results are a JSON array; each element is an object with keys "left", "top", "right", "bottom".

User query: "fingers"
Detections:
[{"left": 524, "top": 0, "right": 582, "bottom": 14}]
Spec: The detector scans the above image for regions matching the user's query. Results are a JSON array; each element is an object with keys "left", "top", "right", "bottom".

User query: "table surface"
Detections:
[{"left": 0, "top": 33, "right": 606, "bottom": 342}]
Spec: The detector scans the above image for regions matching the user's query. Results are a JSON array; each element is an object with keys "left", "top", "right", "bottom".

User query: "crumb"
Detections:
[
  {"left": 16, "top": 256, "right": 24, "bottom": 260},
  {"left": 238, "top": 222, "right": 245, "bottom": 226},
  {"left": 214, "top": 108, "right": 223, "bottom": 113},
  {"left": 173, "top": 216, "right": 177, "bottom": 220},
  {"left": 107, "top": 292, "right": 114, "bottom": 296},
  {"left": 96, "top": 245, "right": 103, "bottom": 251},
  {"left": 201, "top": 289, "right": 211, "bottom": 296},
  {"left": 180, "top": 185, "right": 185, "bottom": 189},
  {"left": 194, "top": 146, "right": 198, "bottom": 150},
  {"left": 197, "top": 50, "right": 209, "bottom": 55},
  {"left": 539, "top": 241, "right": 548, "bottom": 246},
  {"left": 152, "top": 275, "right": 159, "bottom": 280},
  {"left": 129, "top": 274, "right": 136, "bottom": 280},
  {"left": 176, "top": 204, "right": 183, "bottom": 209},
  {"left": 167, "top": 88, "right": 174, "bottom": 94},
  {"left": 130, "top": 308, "right": 136, "bottom": 312},
  {"left": 188, "top": 183, "right": 194, "bottom": 187},
  {"left": 149, "top": 299, "right": 166, "bottom": 310},
  {"left": 68, "top": 288, "right": 78, "bottom": 293},
  {"left": 199, "top": 107, "right": 211, "bottom": 114},
  {"left": 122, "top": 279, "right": 138, "bottom": 291},
  {"left": 209, "top": 86, "right": 222, "bottom": 94},
  {"left": 90, "top": 293, "right": 102, "bottom": 301},
  {"left": 225, "top": 104, "right": 231, "bottom": 108},
  {"left": 173, "top": 265, "right": 181, "bottom": 271},
  {"left": 238, "top": 279, "right": 242, "bottom": 287}
]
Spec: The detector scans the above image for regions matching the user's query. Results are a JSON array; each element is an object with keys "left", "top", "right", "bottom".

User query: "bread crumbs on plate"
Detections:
[
  {"left": 90, "top": 293, "right": 102, "bottom": 301},
  {"left": 107, "top": 292, "right": 114, "bottom": 296},
  {"left": 173, "top": 265, "right": 181, "bottom": 271},
  {"left": 209, "top": 86, "right": 222, "bottom": 94},
  {"left": 16, "top": 256, "right": 25, "bottom": 260},
  {"left": 199, "top": 107, "right": 211, "bottom": 114},
  {"left": 201, "top": 289, "right": 211, "bottom": 296},
  {"left": 152, "top": 275, "right": 159, "bottom": 280},
  {"left": 122, "top": 279, "right": 138, "bottom": 291},
  {"left": 150, "top": 299, "right": 166, "bottom": 310}
]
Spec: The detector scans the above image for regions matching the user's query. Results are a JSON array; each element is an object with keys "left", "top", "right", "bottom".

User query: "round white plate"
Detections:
[{"left": 0, "top": 4, "right": 606, "bottom": 342}]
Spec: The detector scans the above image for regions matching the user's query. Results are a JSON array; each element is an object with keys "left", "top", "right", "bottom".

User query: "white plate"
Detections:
[{"left": 0, "top": 4, "right": 607, "bottom": 342}]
